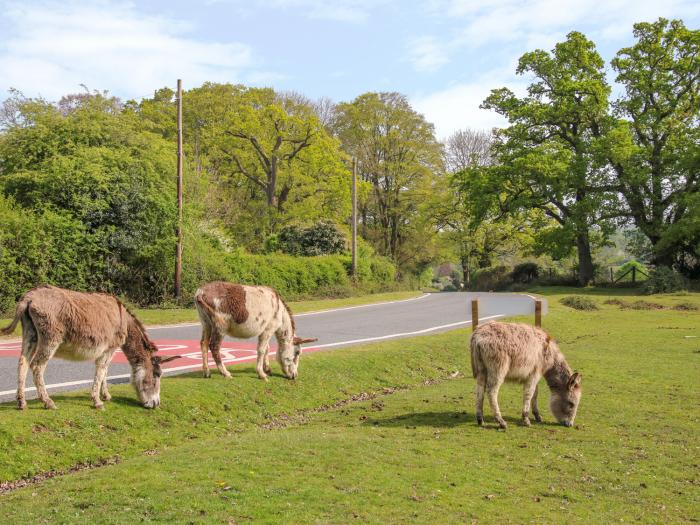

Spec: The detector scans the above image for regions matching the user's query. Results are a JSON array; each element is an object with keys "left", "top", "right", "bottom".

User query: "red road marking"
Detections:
[{"left": 0, "top": 339, "right": 325, "bottom": 370}]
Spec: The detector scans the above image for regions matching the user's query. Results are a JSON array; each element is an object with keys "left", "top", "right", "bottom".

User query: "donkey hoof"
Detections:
[
  {"left": 497, "top": 420, "right": 508, "bottom": 430},
  {"left": 522, "top": 417, "right": 531, "bottom": 427},
  {"left": 44, "top": 401, "right": 57, "bottom": 410},
  {"left": 94, "top": 403, "right": 105, "bottom": 411},
  {"left": 476, "top": 415, "right": 484, "bottom": 426},
  {"left": 16, "top": 400, "right": 27, "bottom": 411},
  {"left": 534, "top": 413, "right": 543, "bottom": 423},
  {"left": 101, "top": 394, "right": 111, "bottom": 402},
  {"left": 221, "top": 372, "right": 232, "bottom": 379},
  {"left": 203, "top": 370, "right": 212, "bottom": 378}
]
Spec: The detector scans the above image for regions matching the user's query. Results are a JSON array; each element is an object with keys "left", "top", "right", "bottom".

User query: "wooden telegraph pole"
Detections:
[
  {"left": 351, "top": 157, "right": 358, "bottom": 278},
  {"left": 174, "top": 79, "right": 183, "bottom": 300}
]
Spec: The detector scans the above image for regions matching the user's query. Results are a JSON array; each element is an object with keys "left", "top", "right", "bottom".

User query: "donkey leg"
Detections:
[
  {"left": 16, "top": 354, "right": 30, "bottom": 410},
  {"left": 93, "top": 350, "right": 115, "bottom": 409},
  {"left": 209, "top": 330, "right": 230, "bottom": 378},
  {"left": 30, "top": 344, "right": 57, "bottom": 410},
  {"left": 256, "top": 333, "right": 274, "bottom": 381},
  {"left": 531, "top": 385, "right": 542, "bottom": 423},
  {"left": 486, "top": 373, "right": 507, "bottom": 429},
  {"left": 200, "top": 323, "right": 212, "bottom": 378},
  {"left": 521, "top": 376, "right": 539, "bottom": 427},
  {"left": 263, "top": 343, "right": 272, "bottom": 375},
  {"left": 17, "top": 315, "right": 37, "bottom": 410},
  {"left": 475, "top": 373, "right": 486, "bottom": 426},
  {"left": 100, "top": 377, "right": 112, "bottom": 402}
]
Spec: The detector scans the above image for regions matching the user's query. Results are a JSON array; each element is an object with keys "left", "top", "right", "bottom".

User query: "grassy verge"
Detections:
[
  {"left": 0, "top": 290, "right": 422, "bottom": 338},
  {"left": 1, "top": 289, "right": 698, "bottom": 523}
]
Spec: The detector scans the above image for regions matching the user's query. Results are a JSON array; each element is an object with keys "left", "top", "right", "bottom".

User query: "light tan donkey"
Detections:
[
  {"left": 195, "top": 281, "right": 317, "bottom": 380},
  {"left": 470, "top": 321, "right": 582, "bottom": 429},
  {"left": 1, "top": 285, "right": 180, "bottom": 410}
]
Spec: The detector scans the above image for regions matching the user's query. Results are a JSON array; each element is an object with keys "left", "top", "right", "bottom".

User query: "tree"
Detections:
[
  {"left": 334, "top": 92, "right": 444, "bottom": 270},
  {"left": 444, "top": 128, "right": 492, "bottom": 173},
  {"left": 607, "top": 18, "right": 699, "bottom": 273},
  {"left": 481, "top": 31, "right": 618, "bottom": 284}
]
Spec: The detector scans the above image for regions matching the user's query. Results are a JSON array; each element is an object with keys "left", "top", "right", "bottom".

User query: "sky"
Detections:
[{"left": 0, "top": 0, "right": 698, "bottom": 138}]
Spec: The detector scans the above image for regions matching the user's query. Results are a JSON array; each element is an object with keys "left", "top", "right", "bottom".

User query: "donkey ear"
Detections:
[
  {"left": 568, "top": 372, "right": 582, "bottom": 390},
  {"left": 154, "top": 355, "right": 183, "bottom": 364},
  {"left": 293, "top": 337, "right": 318, "bottom": 345}
]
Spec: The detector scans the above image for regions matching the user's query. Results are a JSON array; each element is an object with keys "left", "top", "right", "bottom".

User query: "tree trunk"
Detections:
[
  {"left": 461, "top": 255, "right": 470, "bottom": 290},
  {"left": 575, "top": 232, "right": 595, "bottom": 286}
]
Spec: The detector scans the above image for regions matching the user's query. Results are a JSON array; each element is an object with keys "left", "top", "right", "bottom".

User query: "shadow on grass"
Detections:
[{"left": 365, "top": 411, "right": 563, "bottom": 430}]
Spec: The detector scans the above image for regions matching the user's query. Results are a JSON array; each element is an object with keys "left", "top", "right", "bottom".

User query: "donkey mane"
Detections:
[
  {"left": 276, "top": 293, "right": 296, "bottom": 332},
  {"left": 114, "top": 298, "right": 158, "bottom": 354}
]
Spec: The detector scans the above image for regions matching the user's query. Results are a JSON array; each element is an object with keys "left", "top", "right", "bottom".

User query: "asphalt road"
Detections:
[{"left": 0, "top": 292, "right": 546, "bottom": 403}]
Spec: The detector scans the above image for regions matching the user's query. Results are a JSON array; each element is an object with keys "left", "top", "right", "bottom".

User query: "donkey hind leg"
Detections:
[
  {"left": 16, "top": 312, "right": 38, "bottom": 410},
  {"left": 92, "top": 349, "right": 116, "bottom": 409},
  {"left": 30, "top": 340, "right": 59, "bottom": 410},
  {"left": 209, "top": 330, "right": 230, "bottom": 378},
  {"left": 475, "top": 373, "right": 486, "bottom": 426},
  {"left": 256, "top": 332, "right": 274, "bottom": 381},
  {"left": 521, "top": 376, "right": 539, "bottom": 427},
  {"left": 485, "top": 370, "right": 508, "bottom": 429},
  {"left": 263, "top": 343, "right": 272, "bottom": 375},
  {"left": 200, "top": 322, "right": 212, "bottom": 378},
  {"left": 531, "top": 384, "right": 542, "bottom": 423}
]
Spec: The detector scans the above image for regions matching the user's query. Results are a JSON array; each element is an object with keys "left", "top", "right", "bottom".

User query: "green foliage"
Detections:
[
  {"left": 472, "top": 265, "right": 511, "bottom": 291},
  {"left": 277, "top": 221, "right": 346, "bottom": 256},
  {"left": 559, "top": 295, "right": 599, "bottom": 310},
  {"left": 614, "top": 260, "right": 648, "bottom": 281},
  {"left": 642, "top": 266, "right": 686, "bottom": 294},
  {"left": 511, "top": 262, "right": 540, "bottom": 283}
]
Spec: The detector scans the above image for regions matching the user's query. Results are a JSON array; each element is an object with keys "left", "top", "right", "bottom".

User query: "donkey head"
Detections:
[
  {"left": 549, "top": 372, "right": 582, "bottom": 427},
  {"left": 277, "top": 336, "right": 318, "bottom": 379}
]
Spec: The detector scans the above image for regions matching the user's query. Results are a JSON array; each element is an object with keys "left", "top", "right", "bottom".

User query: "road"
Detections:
[{"left": 0, "top": 292, "right": 545, "bottom": 403}]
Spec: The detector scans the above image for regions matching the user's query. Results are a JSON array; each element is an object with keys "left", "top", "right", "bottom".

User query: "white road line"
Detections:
[
  {"left": 145, "top": 293, "right": 431, "bottom": 330},
  {"left": 0, "top": 313, "right": 501, "bottom": 397}
]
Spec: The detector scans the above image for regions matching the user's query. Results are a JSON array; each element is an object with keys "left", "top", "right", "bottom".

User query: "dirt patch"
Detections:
[
  {"left": 623, "top": 300, "right": 666, "bottom": 310},
  {"left": 603, "top": 299, "right": 625, "bottom": 306},
  {"left": 0, "top": 456, "right": 120, "bottom": 495},
  {"left": 672, "top": 302, "right": 698, "bottom": 312}
]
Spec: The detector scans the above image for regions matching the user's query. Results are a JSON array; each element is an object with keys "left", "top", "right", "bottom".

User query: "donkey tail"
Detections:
[
  {"left": 0, "top": 297, "right": 30, "bottom": 336},
  {"left": 469, "top": 329, "right": 482, "bottom": 379},
  {"left": 194, "top": 291, "right": 227, "bottom": 330}
]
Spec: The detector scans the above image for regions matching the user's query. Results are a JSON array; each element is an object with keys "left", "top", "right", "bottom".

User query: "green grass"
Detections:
[
  {"left": 0, "top": 288, "right": 698, "bottom": 523},
  {"left": 0, "top": 290, "right": 422, "bottom": 338}
]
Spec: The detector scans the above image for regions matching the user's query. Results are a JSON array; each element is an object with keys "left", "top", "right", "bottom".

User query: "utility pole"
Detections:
[
  {"left": 351, "top": 157, "right": 358, "bottom": 278},
  {"left": 174, "top": 79, "right": 183, "bottom": 300}
]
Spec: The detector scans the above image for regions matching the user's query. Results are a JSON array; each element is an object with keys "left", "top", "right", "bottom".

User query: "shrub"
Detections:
[
  {"left": 277, "top": 221, "right": 346, "bottom": 256},
  {"left": 473, "top": 266, "right": 511, "bottom": 291},
  {"left": 560, "top": 295, "right": 599, "bottom": 311},
  {"left": 642, "top": 267, "right": 686, "bottom": 294},
  {"left": 614, "top": 260, "right": 648, "bottom": 282},
  {"left": 511, "top": 262, "right": 540, "bottom": 283},
  {"left": 673, "top": 302, "right": 698, "bottom": 311}
]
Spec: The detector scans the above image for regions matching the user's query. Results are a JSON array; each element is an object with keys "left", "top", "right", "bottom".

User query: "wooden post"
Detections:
[
  {"left": 174, "top": 79, "right": 183, "bottom": 301},
  {"left": 610, "top": 267, "right": 614, "bottom": 283},
  {"left": 535, "top": 300, "right": 542, "bottom": 327},
  {"left": 351, "top": 157, "right": 357, "bottom": 278},
  {"left": 632, "top": 266, "right": 636, "bottom": 283},
  {"left": 471, "top": 299, "right": 479, "bottom": 330}
]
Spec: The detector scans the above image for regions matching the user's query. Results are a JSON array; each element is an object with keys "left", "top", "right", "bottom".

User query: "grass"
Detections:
[
  {"left": 0, "top": 290, "right": 422, "bottom": 338},
  {"left": 559, "top": 295, "right": 599, "bottom": 311},
  {"left": 0, "top": 288, "right": 698, "bottom": 523}
]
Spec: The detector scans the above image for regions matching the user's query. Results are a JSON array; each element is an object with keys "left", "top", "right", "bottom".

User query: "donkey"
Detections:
[
  {"left": 470, "top": 321, "right": 582, "bottom": 429},
  {"left": 195, "top": 281, "right": 317, "bottom": 381},
  {"left": 0, "top": 285, "right": 180, "bottom": 410}
]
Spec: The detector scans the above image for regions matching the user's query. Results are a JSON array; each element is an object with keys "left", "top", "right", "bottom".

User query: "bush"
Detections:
[
  {"left": 277, "top": 222, "right": 346, "bottom": 256},
  {"left": 473, "top": 266, "right": 511, "bottom": 291},
  {"left": 560, "top": 295, "right": 599, "bottom": 311},
  {"left": 511, "top": 262, "right": 540, "bottom": 283},
  {"left": 642, "top": 267, "right": 686, "bottom": 294},
  {"left": 615, "top": 260, "right": 648, "bottom": 282}
]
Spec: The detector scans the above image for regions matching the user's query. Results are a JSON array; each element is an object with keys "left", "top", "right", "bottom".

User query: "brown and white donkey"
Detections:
[{"left": 195, "top": 282, "right": 317, "bottom": 380}]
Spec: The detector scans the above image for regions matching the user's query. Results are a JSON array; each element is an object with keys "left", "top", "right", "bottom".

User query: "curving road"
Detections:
[{"left": 0, "top": 292, "right": 545, "bottom": 403}]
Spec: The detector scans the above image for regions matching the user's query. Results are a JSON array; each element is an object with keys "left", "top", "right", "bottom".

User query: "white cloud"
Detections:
[
  {"left": 412, "top": 69, "right": 528, "bottom": 138},
  {"left": 407, "top": 36, "right": 450, "bottom": 72},
  {"left": 209, "top": 0, "right": 389, "bottom": 22},
  {"left": 0, "top": 1, "right": 261, "bottom": 101}
]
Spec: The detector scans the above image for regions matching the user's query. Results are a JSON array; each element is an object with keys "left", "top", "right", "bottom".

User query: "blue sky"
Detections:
[{"left": 1, "top": 0, "right": 698, "bottom": 137}]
